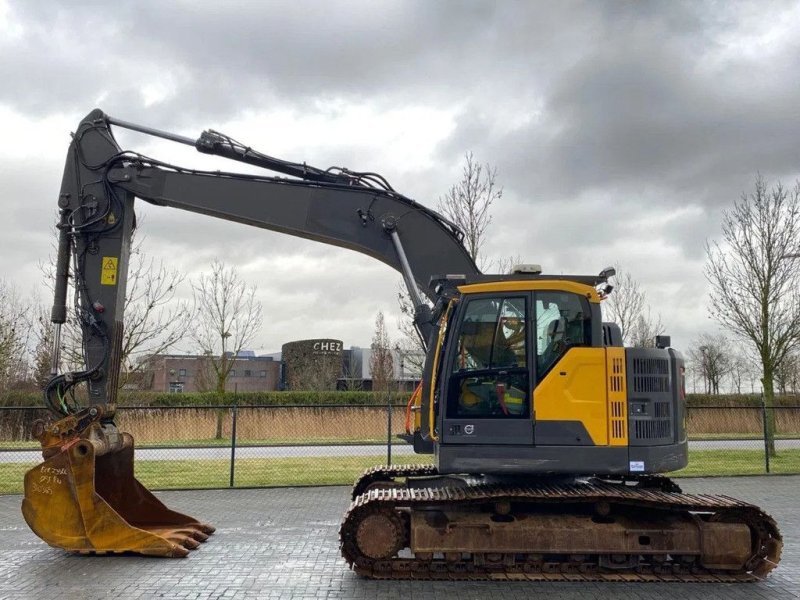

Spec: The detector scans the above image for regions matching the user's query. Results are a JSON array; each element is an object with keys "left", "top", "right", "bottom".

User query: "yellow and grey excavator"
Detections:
[{"left": 24, "top": 109, "right": 781, "bottom": 579}]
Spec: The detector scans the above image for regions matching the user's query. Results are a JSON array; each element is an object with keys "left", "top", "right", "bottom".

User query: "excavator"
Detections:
[{"left": 23, "top": 109, "right": 781, "bottom": 580}]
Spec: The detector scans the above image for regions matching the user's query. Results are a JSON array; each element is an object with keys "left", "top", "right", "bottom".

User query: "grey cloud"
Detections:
[
  {"left": 4, "top": 0, "right": 800, "bottom": 352},
  {"left": 435, "top": 1, "right": 800, "bottom": 217},
  {"left": 1, "top": 1, "right": 601, "bottom": 123}
]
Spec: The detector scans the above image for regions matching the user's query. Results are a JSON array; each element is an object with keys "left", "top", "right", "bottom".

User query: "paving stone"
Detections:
[{"left": 0, "top": 476, "right": 798, "bottom": 599}]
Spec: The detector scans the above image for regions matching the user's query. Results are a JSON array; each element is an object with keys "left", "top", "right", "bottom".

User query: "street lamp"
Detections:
[{"left": 698, "top": 345, "right": 709, "bottom": 395}]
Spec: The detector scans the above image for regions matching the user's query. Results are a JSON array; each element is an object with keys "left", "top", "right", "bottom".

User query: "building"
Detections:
[
  {"left": 339, "top": 346, "right": 423, "bottom": 391},
  {"left": 141, "top": 341, "right": 423, "bottom": 394},
  {"left": 143, "top": 352, "right": 280, "bottom": 393},
  {"left": 281, "top": 339, "right": 344, "bottom": 391}
]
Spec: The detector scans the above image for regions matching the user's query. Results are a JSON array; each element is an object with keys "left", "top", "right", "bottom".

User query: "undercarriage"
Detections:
[{"left": 340, "top": 465, "right": 782, "bottom": 582}]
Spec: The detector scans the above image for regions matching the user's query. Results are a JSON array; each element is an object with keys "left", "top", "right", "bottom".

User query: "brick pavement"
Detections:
[{"left": 0, "top": 475, "right": 797, "bottom": 599}]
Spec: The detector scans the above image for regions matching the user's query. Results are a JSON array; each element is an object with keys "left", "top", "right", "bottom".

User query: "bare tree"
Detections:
[
  {"left": 340, "top": 350, "right": 364, "bottom": 391},
  {"left": 492, "top": 254, "right": 525, "bottom": 275},
  {"left": 117, "top": 239, "right": 193, "bottom": 387},
  {"left": 627, "top": 313, "right": 666, "bottom": 348},
  {"left": 775, "top": 351, "right": 800, "bottom": 396},
  {"left": 30, "top": 305, "right": 55, "bottom": 390},
  {"left": 437, "top": 152, "right": 503, "bottom": 270},
  {"left": 396, "top": 153, "right": 506, "bottom": 362},
  {"left": 41, "top": 228, "right": 191, "bottom": 387},
  {"left": 705, "top": 176, "right": 800, "bottom": 455},
  {"left": 193, "top": 353, "right": 217, "bottom": 393},
  {"left": 604, "top": 269, "right": 644, "bottom": 344},
  {"left": 688, "top": 334, "right": 731, "bottom": 395},
  {"left": 395, "top": 284, "right": 427, "bottom": 373},
  {"left": 190, "top": 260, "right": 263, "bottom": 394},
  {"left": 604, "top": 267, "right": 664, "bottom": 347},
  {"left": 0, "top": 280, "right": 29, "bottom": 391},
  {"left": 370, "top": 311, "right": 394, "bottom": 393},
  {"left": 728, "top": 349, "right": 756, "bottom": 395}
]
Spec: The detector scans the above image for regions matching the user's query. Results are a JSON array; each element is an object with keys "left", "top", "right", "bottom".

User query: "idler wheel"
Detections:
[{"left": 355, "top": 509, "right": 404, "bottom": 560}]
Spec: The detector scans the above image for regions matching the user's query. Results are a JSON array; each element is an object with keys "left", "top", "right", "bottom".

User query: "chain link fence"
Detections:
[
  {"left": 0, "top": 403, "right": 421, "bottom": 493},
  {"left": 1, "top": 403, "right": 798, "bottom": 493},
  {"left": 685, "top": 404, "right": 800, "bottom": 476}
]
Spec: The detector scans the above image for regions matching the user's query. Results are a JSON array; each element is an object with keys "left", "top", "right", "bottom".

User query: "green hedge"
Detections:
[
  {"left": 2, "top": 390, "right": 799, "bottom": 409},
  {"left": 140, "top": 390, "right": 410, "bottom": 407},
  {"left": 0, "top": 390, "right": 411, "bottom": 408},
  {"left": 685, "top": 394, "right": 800, "bottom": 407},
  {"left": 0, "top": 391, "right": 48, "bottom": 408}
]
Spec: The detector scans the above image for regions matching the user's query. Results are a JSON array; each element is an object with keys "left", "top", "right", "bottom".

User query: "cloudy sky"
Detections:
[{"left": 1, "top": 0, "right": 799, "bottom": 357}]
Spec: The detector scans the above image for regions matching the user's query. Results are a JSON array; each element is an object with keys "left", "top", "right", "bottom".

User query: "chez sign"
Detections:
[{"left": 312, "top": 340, "right": 343, "bottom": 354}]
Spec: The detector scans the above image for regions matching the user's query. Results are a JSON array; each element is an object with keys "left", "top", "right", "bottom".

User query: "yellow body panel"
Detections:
[
  {"left": 458, "top": 280, "right": 601, "bottom": 303},
  {"left": 533, "top": 348, "right": 609, "bottom": 445},
  {"left": 427, "top": 300, "right": 455, "bottom": 441},
  {"left": 409, "top": 384, "right": 422, "bottom": 433},
  {"left": 606, "top": 347, "right": 628, "bottom": 446}
]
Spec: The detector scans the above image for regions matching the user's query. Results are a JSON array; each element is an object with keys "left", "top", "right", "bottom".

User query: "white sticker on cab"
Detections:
[{"left": 629, "top": 461, "right": 645, "bottom": 472}]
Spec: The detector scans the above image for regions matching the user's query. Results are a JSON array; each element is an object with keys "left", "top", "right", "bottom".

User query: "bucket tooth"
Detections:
[{"left": 21, "top": 405, "right": 213, "bottom": 558}]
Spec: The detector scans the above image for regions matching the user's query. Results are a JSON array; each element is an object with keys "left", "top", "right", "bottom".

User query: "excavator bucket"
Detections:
[{"left": 22, "top": 405, "right": 214, "bottom": 557}]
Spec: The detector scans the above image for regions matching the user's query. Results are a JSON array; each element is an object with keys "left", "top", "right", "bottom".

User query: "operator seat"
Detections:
[{"left": 539, "top": 318, "right": 565, "bottom": 375}]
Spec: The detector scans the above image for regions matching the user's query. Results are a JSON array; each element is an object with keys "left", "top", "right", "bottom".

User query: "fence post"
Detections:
[
  {"left": 229, "top": 385, "right": 238, "bottom": 487},
  {"left": 761, "top": 393, "right": 770, "bottom": 474},
  {"left": 387, "top": 390, "right": 393, "bottom": 466}
]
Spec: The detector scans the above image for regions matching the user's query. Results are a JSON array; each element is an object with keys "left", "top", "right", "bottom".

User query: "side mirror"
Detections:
[{"left": 599, "top": 266, "right": 616, "bottom": 280}]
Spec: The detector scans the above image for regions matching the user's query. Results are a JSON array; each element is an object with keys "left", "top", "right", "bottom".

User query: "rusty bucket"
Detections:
[{"left": 22, "top": 406, "right": 214, "bottom": 557}]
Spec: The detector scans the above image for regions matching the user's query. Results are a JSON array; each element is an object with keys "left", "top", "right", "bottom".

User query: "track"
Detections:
[{"left": 340, "top": 465, "right": 782, "bottom": 582}]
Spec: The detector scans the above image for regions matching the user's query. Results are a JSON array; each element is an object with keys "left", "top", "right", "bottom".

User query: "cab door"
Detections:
[
  {"left": 441, "top": 295, "right": 533, "bottom": 445},
  {"left": 532, "top": 290, "right": 608, "bottom": 446}
]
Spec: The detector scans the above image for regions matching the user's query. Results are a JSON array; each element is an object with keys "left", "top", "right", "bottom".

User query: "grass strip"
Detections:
[
  {"left": 0, "top": 454, "right": 434, "bottom": 494},
  {"left": 0, "top": 436, "right": 409, "bottom": 450},
  {"left": 674, "top": 448, "right": 800, "bottom": 477},
  {"left": 2, "top": 449, "right": 799, "bottom": 495},
  {"left": 3, "top": 432, "right": 798, "bottom": 450}
]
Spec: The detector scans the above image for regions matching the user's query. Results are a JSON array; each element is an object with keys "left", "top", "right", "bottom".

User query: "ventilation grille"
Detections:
[
  {"left": 628, "top": 352, "right": 674, "bottom": 445},
  {"left": 608, "top": 355, "right": 626, "bottom": 443},
  {"left": 635, "top": 419, "right": 671, "bottom": 440},
  {"left": 609, "top": 356, "right": 624, "bottom": 392},
  {"left": 654, "top": 401, "right": 670, "bottom": 418},
  {"left": 631, "top": 357, "right": 670, "bottom": 393},
  {"left": 610, "top": 397, "right": 626, "bottom": 440}
]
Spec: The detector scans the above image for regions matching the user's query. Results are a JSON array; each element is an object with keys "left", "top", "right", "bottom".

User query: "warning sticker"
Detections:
[{"left": 101, "top": 257, "right": 118, "bottom": 285}]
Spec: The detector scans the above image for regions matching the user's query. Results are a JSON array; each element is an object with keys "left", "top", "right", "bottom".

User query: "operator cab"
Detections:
[
  {"left": 438, "top": 278, "right": 602, "bottom": 450},
  {"left": 427, "top": 271, "right": 687, "bottom": 477}
]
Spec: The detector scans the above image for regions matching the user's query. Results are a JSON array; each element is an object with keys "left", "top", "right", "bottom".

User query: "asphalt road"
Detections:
[
  {"left": 0, "top": 443, "right": 415, "bottom": 463},
  {"left": 1, "top": 438, "right": 798, "bottom": 463}
]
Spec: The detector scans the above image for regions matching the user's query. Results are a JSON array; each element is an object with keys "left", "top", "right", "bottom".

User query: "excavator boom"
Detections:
[
  {"left": 51, "top": 109, "right": 478, "bottom": 408},
  {"left": 25, "top": 109, "right": 478, "bottom": 558}
]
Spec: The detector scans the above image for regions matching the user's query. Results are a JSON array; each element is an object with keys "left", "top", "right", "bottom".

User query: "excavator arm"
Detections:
[
  {"left": 50, "top": 108, "right": 479, "bottom": 413},
  {"left": 23, "top": 109, "right": 478, "bottom": 558}
]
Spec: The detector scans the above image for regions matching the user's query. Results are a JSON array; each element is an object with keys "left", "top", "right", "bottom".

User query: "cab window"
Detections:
[
  {"left": 452, "top": 297, "right": 526, "bottom": 371},
  {"left": 535, "top": 291, "right": 591, "bottom": 381},
  {"left": 447, "top": 296, "right": 529, "bottom": 418}
]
